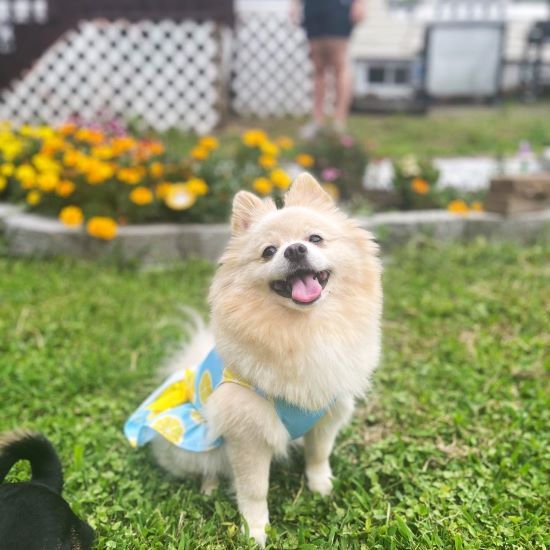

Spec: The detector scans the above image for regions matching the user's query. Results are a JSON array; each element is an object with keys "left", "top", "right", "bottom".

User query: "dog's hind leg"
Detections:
[{"left": 200, "top": 474, "right": 219, "bottom": 495}]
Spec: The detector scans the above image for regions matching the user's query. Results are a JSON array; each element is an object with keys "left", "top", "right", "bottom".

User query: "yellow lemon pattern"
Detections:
[
  {"left": 151, "top": 415, "right": 185, "bottom": 446},
  {"left": 124, "top": 348, "right": 329, "bottom": 452},
  {"left": 199, "top": 370, "right": 213, "bottom": 404}
]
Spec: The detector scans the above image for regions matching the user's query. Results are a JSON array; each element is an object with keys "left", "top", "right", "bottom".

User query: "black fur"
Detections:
[{"left": 0, "top": 431, "right": 95, "bottom": 550}]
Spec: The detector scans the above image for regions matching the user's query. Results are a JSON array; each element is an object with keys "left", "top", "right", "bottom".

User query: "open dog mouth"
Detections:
[{"left": 270, "top": 269, "right": 330, "bottom": 305}]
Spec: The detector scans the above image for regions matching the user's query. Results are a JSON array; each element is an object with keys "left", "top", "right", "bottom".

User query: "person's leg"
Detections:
[
  {"left": 326, "top": 38, "right": 353, "bottom": 130},
  {"left": 309, "top": 39, "right": 327, "bottom": 125},
  {"left": 301, "top": 39, "right": 328, "bottom": 138}
]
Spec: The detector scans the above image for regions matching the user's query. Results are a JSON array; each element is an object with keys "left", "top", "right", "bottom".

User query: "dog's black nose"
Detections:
[{"left": 284, "top": 243, "right": 308, "bottom": 262}]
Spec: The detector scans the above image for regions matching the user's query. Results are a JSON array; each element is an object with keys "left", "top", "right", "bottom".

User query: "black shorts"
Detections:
[{"left": 303, "top": 0, "right": 353, "bottom": 39}]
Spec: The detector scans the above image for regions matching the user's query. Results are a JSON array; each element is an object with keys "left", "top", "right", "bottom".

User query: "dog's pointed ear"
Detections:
[
  {"left": 231, "top": 191, "right": 275, "bottom": 235},
  {"left": 284, "top": 172, "right": 334, "bottom": 210}
]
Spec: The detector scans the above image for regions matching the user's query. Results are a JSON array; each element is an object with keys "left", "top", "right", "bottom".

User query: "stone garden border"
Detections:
[{"left": 0, "top": 203, "right": 549, "bottom": 265}]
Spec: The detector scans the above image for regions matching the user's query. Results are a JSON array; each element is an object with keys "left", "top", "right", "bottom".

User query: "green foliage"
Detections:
[
  {"left": 299, "top": 131, "right": 369, "bottom": 201},
  {"left": 391, "top": 155, "right": 440, "bottom": 210},
  {"left": 0, "top": 238, "right": 548, "bottom": 548}
]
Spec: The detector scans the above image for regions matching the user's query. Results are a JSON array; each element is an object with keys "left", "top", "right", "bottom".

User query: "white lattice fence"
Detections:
[
  {"left": 231, "top": 11, "right": 313, "bottom": 117},
  {"left": 0, "top": 19, "right": 223, "bottom": 133}
]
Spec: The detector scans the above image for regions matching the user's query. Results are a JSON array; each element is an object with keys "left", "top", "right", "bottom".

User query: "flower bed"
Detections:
[{"left": 0, "top": 123, "right": 370, "bottom": 241}]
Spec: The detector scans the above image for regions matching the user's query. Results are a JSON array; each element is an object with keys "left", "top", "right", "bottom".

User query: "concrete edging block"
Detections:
[{"left": 1, "top": 204, "right": 549, "bottom": 263}]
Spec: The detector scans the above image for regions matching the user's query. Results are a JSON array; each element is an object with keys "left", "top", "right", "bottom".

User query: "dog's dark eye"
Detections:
[
  {"left": 309, "top": 234, "right": 323, "bottom": 244},
  {"left": 262, "top": 246, "right": 277, "bottom": 259}
]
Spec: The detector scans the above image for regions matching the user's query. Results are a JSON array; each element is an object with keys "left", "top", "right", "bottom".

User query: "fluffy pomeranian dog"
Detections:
[
  {"left": 151, "top": 173, "right": 382, "bottom": 546},
  {"left": 0, "top": 430, "right": 95, "bottom": 550}
]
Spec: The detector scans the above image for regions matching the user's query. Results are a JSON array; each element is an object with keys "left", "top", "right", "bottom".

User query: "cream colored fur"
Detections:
[{"left": 152, "top": 173, "right": 382, "bottom": 547}]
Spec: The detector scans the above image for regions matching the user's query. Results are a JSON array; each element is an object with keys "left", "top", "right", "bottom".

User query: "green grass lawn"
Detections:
[
  {"left": 1, "top": 239, "right": 548, "bottom": 549},
  {"left": 163, "top": 100, "right": 550, "bottom": 159}
]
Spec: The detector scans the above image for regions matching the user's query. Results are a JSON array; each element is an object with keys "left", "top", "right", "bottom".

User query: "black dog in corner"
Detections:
[{"left": 0, "top": 430, "right": 95, "bottom": 550}]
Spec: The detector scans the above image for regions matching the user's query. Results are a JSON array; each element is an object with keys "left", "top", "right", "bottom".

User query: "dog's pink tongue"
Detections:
[{"left": 291, "top": 273, "right": 322, "bottom": 303}]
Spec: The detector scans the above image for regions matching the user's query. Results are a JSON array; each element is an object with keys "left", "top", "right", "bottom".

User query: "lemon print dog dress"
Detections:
[{"left": 124, "top": 349, "right": 328, "bottom": 452}]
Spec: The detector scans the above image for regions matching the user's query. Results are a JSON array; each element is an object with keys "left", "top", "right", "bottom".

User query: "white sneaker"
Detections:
[{"left": 299, "top": 120, "right": 322, "bottom": 140}]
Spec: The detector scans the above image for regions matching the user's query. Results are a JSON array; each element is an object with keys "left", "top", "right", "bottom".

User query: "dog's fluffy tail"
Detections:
[
  {"left": 161, "top": 308, "right": 215, "bottom": 377},
  {"left": 0, "top": 430, "right": 63, "bottom": 494}
]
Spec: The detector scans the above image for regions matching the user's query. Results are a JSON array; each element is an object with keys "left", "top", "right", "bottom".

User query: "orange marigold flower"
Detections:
[
  {"left": 148, "top": 141, "right": 165, "bottom": 156},
  {"left": 56, "top": 180, "right": 76, "bottom": 197},
  {"left": 295, "top": 154, "right": 314, "bottom": 168},
  {"left": 276, "top": 136, "right": 294, "bottom": 150},
  {"left": 87, "top": 216, "right": 118, "bottom": 240},
  {"left": 59, "top": 205, "right": 83, "bottom": 226},
  {"left": 26, "top": 190, "right": 41, "bottom": 206},
  {"left": 117, "top": 167, "right": 143, "bottom": 185},
  {"left": 259, "top": 154, "right": 277, "bottom": 169},
  {"left": 190, "top": 146, "right": 209, "bottom": 161},
  {"left": 411, "top": 177, "right": 429, "bottom": 195},
  {"left": 130, "top": 186, "right": 154, "bottom": 205},
  {"left": 58, "top": 122, "right": 76, "bottom": 136},
  {"left": 471, "top": 201, "right": 484, "bottom": 212},
  {"left": 199, "top": 136, "right": 219, "bottom": 151},
  {"left": 149, "top": 162, "right": 164, "bottom": 178},
  {"left": 111, "top": 136, "right": 136, "bottom": 155},
  {"left": 87, "top": 162, "right": 114, "bottom": 185},
  {"left": 155, "top": 182, "right": 172, "bottom": 199},
  {"left": 252, "top": 177, "right": 273, "bottom": 195},
  {"left": 447, "top": 199, "right": 469, "bottom": 215}
]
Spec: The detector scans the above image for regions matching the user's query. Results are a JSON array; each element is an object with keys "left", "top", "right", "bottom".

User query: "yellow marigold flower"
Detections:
[
  {"left": 0, "top": 176, "right": 7, "bottom": 192},
  {"left": 58, "top": 122, "right": 76, "bottom": 136},
  {"left": 242, "top": 129, "right": 268, "bottom": 148},
  {"left": 295, "top": 154, "right": 314, "bottom": 168},
  {"left": 15, "top": 164, "right": 36, "bottom": 187},
  {"left": 190, "top": 146, "right": 209, "bottom": 161},
  {"left": 252, "top": 177, "right": 273, "bottom": 195},
  {"left": 260, "top": 141, "right": 279, "bottom": 157},
  {"left": 117, "top": 167, "right": 142, "bottom": 185},
  {"left": 56, "top": 180, "right": 75, "bottom": 197},
  {"left": 199, "top": 136, "right": 219, "bottom": 151},
  {"left": 270, "top": 168, "right": 291, "bottom": 190},
  {"left": 33, "top": 154, "right": 61, "bottom": 174},
  {"left": 1, "top": 163, "right": 14, "bottom": 177},
  {"left": 91, "top": 145, "right": 114, "bottom": 160},
  {"left": 447, "top": 199, "right": 469, "bottom": 215},
  {"left": 37, "top": 172, "right": 59, "bottom": 192},
  {"left": 130, "top": 186, "right": 154, "bottom": 205},
  {"left": 59, "top": 205, "right": 83, "bottom": 226},
  {"left": 259, "top": 154, "right": 277, "bottom": 169},
  {"left": 26, "top": 190, "right": 41, "bottom": 206},
  {"left": 186, "top": 177, "right": 208, "bottom": 196},
  {"left": 41, "top": 136, "right": 64, "bottom": 156},
  {"left": 87, "top": 216, "right": 118, "bottom": 240},
  {"left": 471, "top": 201, "right": 484, "bottom": 212},
  {"left": 322, "top": 182, "right": 340, "bottom": 201},
  {"left": 276, "top": 136, "right": 294, "bottom": 150},
  {"left": 411, "top": 177, "right": 429, "bottom": 195},
  {"left": 88, "top": 162, "right": 114, "bottom": 185},
  {"left": 164, "top": 183, "right": 196, "bottom": 210},
  {"left": 149, "top": 162, "right": 164, "bottom": 178},
  {"left": 155, "top": 182, "right": 172, "bottom": 199}
]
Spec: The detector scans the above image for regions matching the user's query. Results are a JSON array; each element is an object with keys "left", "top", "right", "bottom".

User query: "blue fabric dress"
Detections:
[{"left": 124, "top": 349, "right": 328, "bottom": 452}]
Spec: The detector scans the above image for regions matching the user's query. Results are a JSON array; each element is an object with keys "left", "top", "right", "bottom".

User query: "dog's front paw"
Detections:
[
  {"left": 242, "top": 524, "right": 267, "bottom": 548},
  {"left": 306, "top": 462, "right": 333, "bottom": 496}
]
